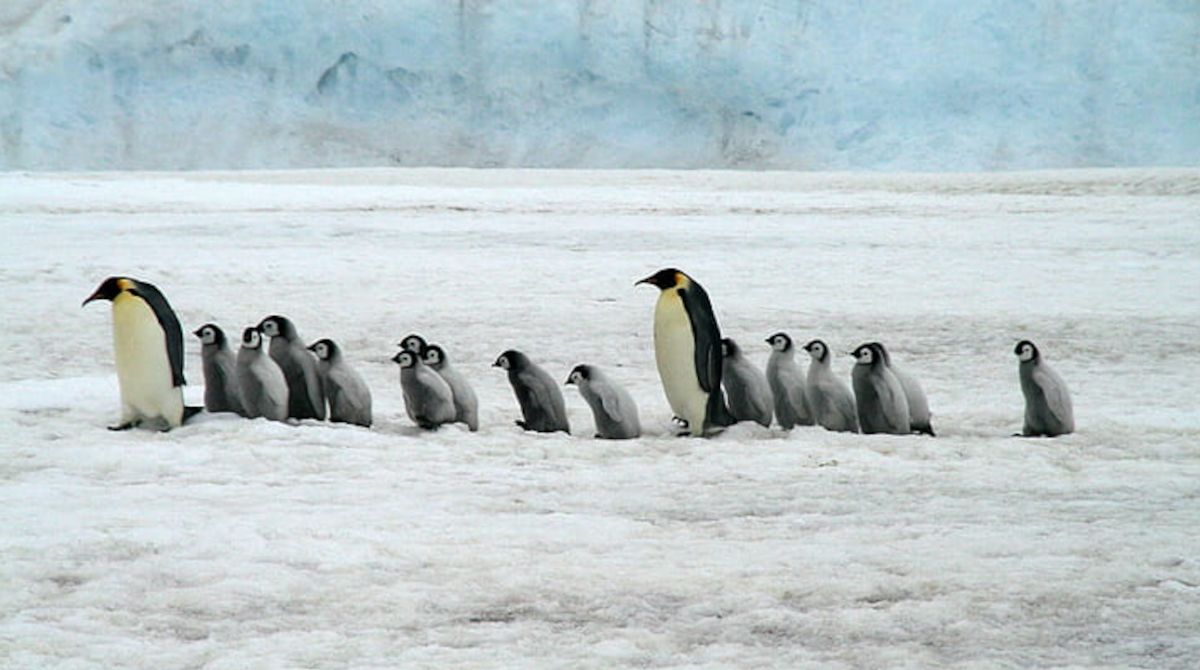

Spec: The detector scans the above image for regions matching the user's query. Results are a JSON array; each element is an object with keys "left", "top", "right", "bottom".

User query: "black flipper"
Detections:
[
  {"left": 130, "top": 281, "right": 186, "bottom": 387},
  {"left": 677, "top": 282, "right": 735, "bottom": 430}
]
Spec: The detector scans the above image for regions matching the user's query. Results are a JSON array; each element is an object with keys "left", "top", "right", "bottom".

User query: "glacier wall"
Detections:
[{"left": 1, "top": 0, "right": 1197, "bottom": 171}]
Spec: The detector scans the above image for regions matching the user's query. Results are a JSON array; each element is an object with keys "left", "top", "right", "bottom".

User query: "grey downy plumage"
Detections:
[
  {"left": 235, "top": 327, "right": 289, "bottom": 422},
  {"left": 870, "top": 341, "right": 934, "bottom": 436},
  {"left": 1015, "top": 340, "right": 1074, "bottom": 437},
  {"left": 422, "top": 344, "right": 479, "bottom": 432},
  {"left": 802, "top": 339, "right": 859, "bottom": 433},
  {"left": 720, "top": 338, "right": 773, "bottom": 428},
  {"left": 194, "top": 323, "right": 245, "bottom": 415},
  {"left": 259, "top": 315, "right": 325, "bottom": 421},
  {"left": 495, "top": 349, "right": 570, "bottom": 433},
  {"left": 764, "top": 332, "right": 814, "bottom": 429},
  {"left": 310, "top": 338, "right": 372, "bottom": 427},
  {"left": 567, "top": 364, "right": 641, "bottom": 439},
  {"left": 851, "top": 343, "right": 910, "bottom": 435},
  {"left": 393, "top": 349, "right": 456, "bottom": 429}
]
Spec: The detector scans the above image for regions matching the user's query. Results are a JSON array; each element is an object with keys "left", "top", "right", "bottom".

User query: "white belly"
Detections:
[
  {"left": 654, "top": 290, "right": 708, "bottom": 431},
  {"left": 112, "top": 293, "right": 182, "bottom": 425}
]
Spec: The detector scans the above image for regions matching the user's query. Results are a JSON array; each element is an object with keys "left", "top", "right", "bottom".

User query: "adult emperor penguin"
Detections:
[
  {"left": 392, "top": 349, "right": 456, "bottom": 429},
  {"left": 636, "top": 268, "right": 734, "bottom": 436},
  {"left": 235, "top": 326, "right": 289, "bottom": 422},
  {"left": 566, "top": 364, "right": 641, "bottom": 439},
  {"left": 870, "top": 342, "right": 935, "bottom": 436},
  {"left": 494, "top": 350, "right": 570, "bottom": 433},
  {"left": 721, "top": 338, "right": 774, "bottom": 428},
  {"left": 850, "top": 343, "right": 911, "bottom": 435},
  {"left": 82, "top": 276, "right": 200, "bottom": 430},
  {"left": 1015, "top": 340, "right": 1075, "bottom": 437},
  {"left": 258, "top": 315, "right": 325, "bottom": 421},
  {"left": 765, "top": 332, "right": 814, "bottom": 429},
  {"left": 802, "top": 339, "right": 859, "bottom": 433},
  {"left": 399, "top": 333, "right": 427, "bottom": 354},
  {"left": 309, "top": 338, "right": 373, "bottom": 427},
  {"left": 422, "top": 344, "right": 479, "bottom": 432},
  {"left": 194, "top": 323, "right": 245, "bottom": 416}
]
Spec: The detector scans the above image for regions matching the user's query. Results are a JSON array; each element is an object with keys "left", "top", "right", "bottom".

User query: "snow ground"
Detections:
[{"left": 1, "top": 168, "right": 1199, "bottom": 668}]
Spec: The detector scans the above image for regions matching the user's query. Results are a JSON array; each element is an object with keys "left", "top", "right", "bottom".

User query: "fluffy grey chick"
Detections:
[
  {"left": 567, "top": 364, "right": 641, "bottom": 439},
  {"left": 309, "top": 338, "right": 372, "bottom": 427}
]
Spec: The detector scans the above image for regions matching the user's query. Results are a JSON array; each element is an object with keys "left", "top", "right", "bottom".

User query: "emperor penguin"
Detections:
[
  {"left": 82, "top": 277, "right": 200, "bottom": 430},
  {"left": 764, "top": 332, "right": 814, "bottom": 429},
  {"left": 235, "top": 326, "right": 289, "bottom": 422},
  {"left": 1015, "top": 340, "right": 1075, "bottom": 437},
  {"left": 870, "top": 342, "right": 935, "bottom": 436},
  {"left": 494, "top": 350, "right": 570, "bottom": 433},
  {"left": 850, "top": 343, "right": 911, "bottom": 435},
  {"left": 636, "top": 268, "right": 735, "bottom": 436},
  {"left": 258, "top": 315, "right": 325, "bottom": 421},
  {"left": 422, "top": 344, "right": 479, "bottom": 432},
  {"left": 802, "top": 339, "right": 859, "bottom": 433},
  {"left": 194, "top": 323, "right": 245, "bottom": 416},
  {"left": 566, "top": 364, "right": 641, "bottom": 439},
  {"left": 720, "top": 338, "right": 774, "bottom": 428},
  {"left": 392, "top": 349, "right": 456, "bottom": 429},
  {"left": 309, "top": 338, "right": 373, "bottom": 427},
  {"left": 399, "top": 333, "right": 427, "bottom": 354}
]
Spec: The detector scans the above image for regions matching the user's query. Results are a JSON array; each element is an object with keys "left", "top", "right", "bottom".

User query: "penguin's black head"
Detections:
[
  {"left": 194, "top": 323, "right": 226, "bottom": 346},
  {"left": 721, "top": 337, "right": 740, "bottom": 357},
  {"left": 635, "top": 268, "right": 685, "bottom": 290},
  {"left": 82, "top": 276, "right": 134, "bottom": 306},
  {"left": 566, "top": 364, "right": 591, "bottom": 385},
  {"left": 392, "top": 350, "right": 417, "bottom": 368},
  {"left": 803, "top": 339, "right": 828, "bottom": 362},
  {"left": 421, "top": 344, "right": 446, "bottom": 367},
  {"left": 400, "top": 333, "right": 427, "bottom": 354},
  {"left": 241, "top": 327, "right": 263, "bottom": 349},
  {"left": 851, "top": 343, "right": 877, "bottom": 366},
  {"left": 867, "top": 341, "right": 892, "bottom": 366},
  {"left": 308, "top": 338, "right": 338, "bottom": 361},
  {"left": 258, "top": 315, "right": 295, "bottom": 340},
  {"left": 1015, "top": 340, "right": 1040, "bottom": 363},
  {"left": 766, "top": 332, "right": 792, "bottom": 352},
  {"left": 493, "top": 349, "right": 525, "bottom": 371}
]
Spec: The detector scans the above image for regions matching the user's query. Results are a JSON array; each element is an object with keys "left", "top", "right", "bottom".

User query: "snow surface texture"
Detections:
[
  {"left": 2, "top": 168, "right": 1200, "bottom": 668},
  {"left": 1, "top": 0, "right": 1199, "bottom": 171}
]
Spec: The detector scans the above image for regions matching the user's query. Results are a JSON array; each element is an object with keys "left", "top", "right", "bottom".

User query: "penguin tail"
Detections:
[
  {"left": 183, "top": 406, "right": 204, "bottom": 424},
  {"left": 706, "top": 390, "right": 737, "bottom": 430}
]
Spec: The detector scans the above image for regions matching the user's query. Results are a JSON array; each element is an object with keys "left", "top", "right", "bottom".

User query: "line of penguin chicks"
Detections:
[{"left": 198, "top": 317, "right": 1075, "bottom": 439}]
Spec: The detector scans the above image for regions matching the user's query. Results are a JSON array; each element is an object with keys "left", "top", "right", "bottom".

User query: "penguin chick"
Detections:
[
  {"left": 802, "top": 339, "right": 859, "bottom": 433},
  {"left": 764, "top": 332, "right": 814, "bottom": 429},
  {"left": 1015, "top": 340, "right": 1074, "bottom": 437},
  {"left": 567, "top": 364, "right": 641, "bottom": 439},
  {"left": 236, "top": 327, "right": 289, "bottom": 422},
  {"left": 720, "top": 338, "right": 773, "bottom": 428},
  {"left": 259, "top": 315, "right": 325, "bottom": 421},
  {"left": 422, "top": 344, "right": 479, "bottom": 432},
  {"left": 393, "top": 349, "right": 456, "bottom": 429},
  {"left": 870, "top": 342, "right": 934, "bottom": 436},
  {"left": 494, "top": 350, "right": 570, "bottom": 433},
  {"left": 309, "top": 338, "right": 373, "bottom": 428},
  {"left": 636, "top": 268, "right": 735, "bottom": 437},
  {"left": 399, "top": 333, "right": 427, "bottom": 354},
  {"left": 851, "top": 343, "right": 911, "bottom": 435},
  {"left": 194, "top": 323, "right": 245, "bottom": 416},
  {"left": 83, "top": 276, "right": 200, "bottom": 431}
]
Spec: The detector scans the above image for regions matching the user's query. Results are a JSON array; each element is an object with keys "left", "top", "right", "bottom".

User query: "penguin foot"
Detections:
[
  {"left": 183, "top": 406, "right": 204, "bottom": 424},
  {"left": 515, "top": 420, "right": 528, "bottom": 430},
  {"left": 108, "top": 420, "right": 139, "bottom": 431}
]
